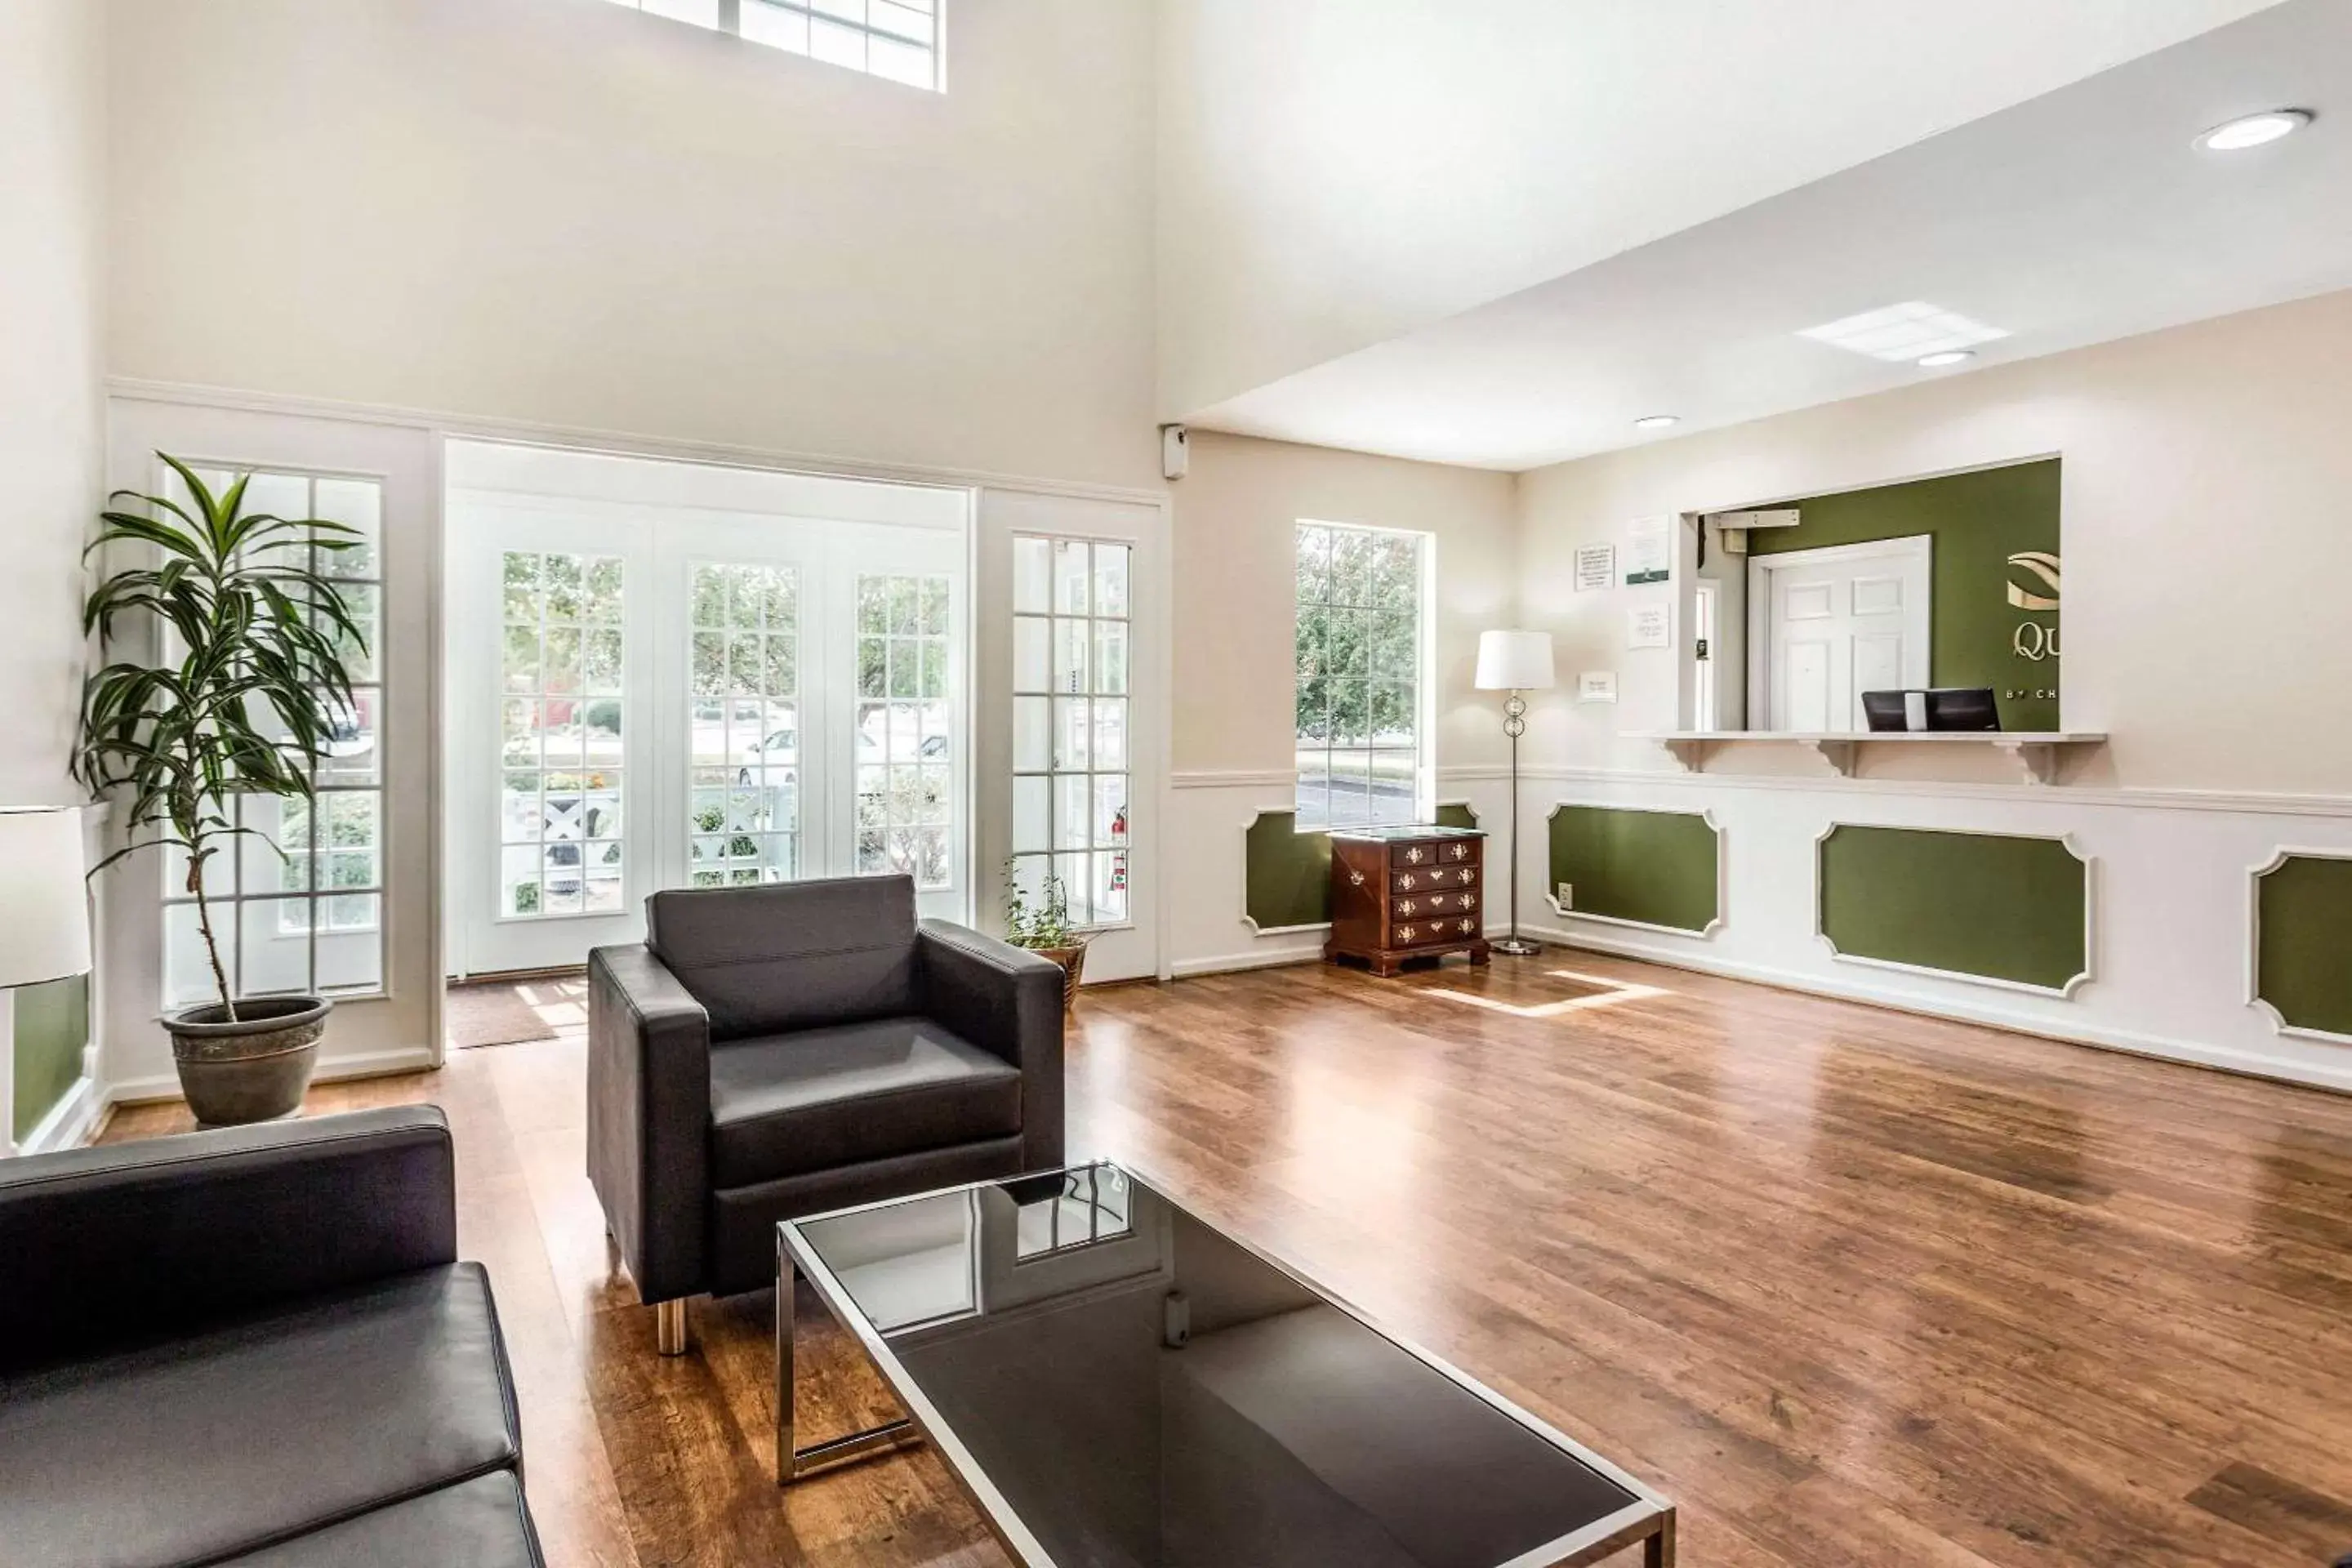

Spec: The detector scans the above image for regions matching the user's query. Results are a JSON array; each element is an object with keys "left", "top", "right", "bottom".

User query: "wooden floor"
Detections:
[{"left": 102, "top": 951, "right": 2352, "bottom": 1567}]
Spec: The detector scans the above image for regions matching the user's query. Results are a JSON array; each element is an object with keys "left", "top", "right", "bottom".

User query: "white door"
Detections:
[
  {"left": 1751, "top": 537, "right": 1931, "bottom": 732},
  {"left": 976, "top": 490, "right": 1168, "bottom": 985},
  {"left": 99, "top": 397, "right": 442, "bottom": 1091},
  {"left": 447, "top": 447, "right": 971, "bottom": 978}
]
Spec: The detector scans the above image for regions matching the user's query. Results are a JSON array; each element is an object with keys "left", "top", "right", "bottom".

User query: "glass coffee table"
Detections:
[{"left": 777, "top": 1164, "right": 1674, "bottom": 1567}]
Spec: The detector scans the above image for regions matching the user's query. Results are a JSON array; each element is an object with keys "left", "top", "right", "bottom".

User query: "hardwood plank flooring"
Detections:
[{"left": 100, "top": 951, "right": 2352, "bottom": 1566}]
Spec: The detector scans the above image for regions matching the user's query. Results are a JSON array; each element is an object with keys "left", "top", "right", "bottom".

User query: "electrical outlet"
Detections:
[{"left": 1557, "top": 882, "right": 1573, "bottom": 908}]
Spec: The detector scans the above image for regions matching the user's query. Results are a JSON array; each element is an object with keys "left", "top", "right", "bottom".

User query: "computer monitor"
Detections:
[
  {"left": 1925, "top": 687, "right": 2000, "bottom": 732},
  {"left": 1859, "top": 688, "right": 2002, "bottom": 732}
]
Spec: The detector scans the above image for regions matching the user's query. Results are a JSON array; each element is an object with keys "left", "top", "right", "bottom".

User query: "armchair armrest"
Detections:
[
  {"left": 0, "top": 1106, "right": 456, "bottom": 1375},
  {"left": 586, "top": 942, "right": 712, "bottom": 1304},
  {"left": 917, "top": 920, "right": 1065, "bottom": 1173}
]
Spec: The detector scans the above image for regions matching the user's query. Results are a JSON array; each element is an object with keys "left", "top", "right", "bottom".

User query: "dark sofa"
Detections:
[
  {"left": 587, "top": 874, "right": 1064, "bottom": 1348},
  {"left": 0, "top": 1107, "right": 542, "bottom": 1567}
]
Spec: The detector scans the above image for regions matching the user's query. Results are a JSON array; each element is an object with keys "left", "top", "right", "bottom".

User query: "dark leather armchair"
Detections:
[{"left": 586, "top": 874, "right": 1065, "bottom": 1351}]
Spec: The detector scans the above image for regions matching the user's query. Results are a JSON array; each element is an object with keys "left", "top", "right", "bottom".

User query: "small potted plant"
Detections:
[
  {"left": 1002, "top": 859, "right": 1088, "bottom": 1011},
  {"left": 76, "top": 457, "right": 369, "bottom": 1125}
]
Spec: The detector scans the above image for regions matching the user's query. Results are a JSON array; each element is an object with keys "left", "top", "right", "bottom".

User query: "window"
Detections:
[
  {"left": 601, "top": 0, "right": 943, "bottom": 91},
  {"left": 160, "top": 470, "right": 387, "bottom": 1008},
  {"left": 855, "top": 573, "right": 954, "bottom": 889},
  {"left": 500, "top": 552, "right": 627, "bottom": 919},
  {"left": 1294, "top": 522, "right": 1428, "bottom": 832},
  {"left": 1010, "top": 537, "right": 1131, "bottom": 929},
  {"left": 688, "top": 564, "right": 800, "bottom": 887}
]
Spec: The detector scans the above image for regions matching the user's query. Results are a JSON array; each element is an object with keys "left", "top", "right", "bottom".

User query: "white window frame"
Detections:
[
  {"left": 1009, "top": 532, "right": 1134, "bottom": 933},
  {"left": 157, "top": 465, "right": 390, "bottom": 1005},
  {"left": 602, "top": 0, "right": 946, "bottom": 91},
  {"left": 1292, "top": 519, "right": 1434, "bottom": 833}
]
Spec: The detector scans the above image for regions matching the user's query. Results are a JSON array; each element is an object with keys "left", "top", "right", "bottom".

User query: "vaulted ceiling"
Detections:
[{"left": 1160, "top": 0, "right": 2343, "bottom": 470}]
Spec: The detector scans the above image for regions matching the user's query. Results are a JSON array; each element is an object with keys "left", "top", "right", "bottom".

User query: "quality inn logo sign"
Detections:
[{"left": 2006, "top": 551, "right": 2060, "bottom": 611}]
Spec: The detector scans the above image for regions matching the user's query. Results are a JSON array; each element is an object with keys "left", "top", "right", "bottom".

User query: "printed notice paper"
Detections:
[
  {"left": 1624, "top": 515, "right": 1673, "bottom": 586},
  {"left": 1627, "top": 604, "right": 1672, "bottom": 650},
  {"left": 1574, "top": 544, "right": 1615, "bottom": 593},
  {"left": 1577, "top": 671, "right": 1619, "bottom": 703}
]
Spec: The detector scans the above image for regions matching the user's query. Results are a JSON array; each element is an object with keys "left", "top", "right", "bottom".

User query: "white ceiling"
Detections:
[{"left": 1180, "top": 0, "right": 2351, "bottom": 471}]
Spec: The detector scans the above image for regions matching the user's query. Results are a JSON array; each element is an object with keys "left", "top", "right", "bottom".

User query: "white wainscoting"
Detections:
[
  {"left": 1510, "top": 767, "right": 2352, "bottom": 1094},
  {"left": 1166, "top": 768, "right": 1518, "bottom": 978}
]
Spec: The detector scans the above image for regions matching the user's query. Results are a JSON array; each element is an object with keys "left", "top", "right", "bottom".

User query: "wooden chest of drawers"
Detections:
[{"left": 1324, "top": 826, "right": 1490, "bottom": 976}]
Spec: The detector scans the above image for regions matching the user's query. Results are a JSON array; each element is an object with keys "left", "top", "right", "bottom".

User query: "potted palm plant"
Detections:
[
  {"left": 1002, "top": 859, "right": 1088, "bottom": 1011},
  {"left": 76, "top": 457, "right": 369, "bottom": 1125}
]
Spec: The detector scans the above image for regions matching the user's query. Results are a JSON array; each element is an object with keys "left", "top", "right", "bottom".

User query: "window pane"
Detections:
[
  {"left": 742, "top": 0, "right": 810, "bottom": 51},
  {"left": 1014, "top": 696, "right": 1049, "bottom": 773},
  {"left": 1013, "top": 537, "right": 1051, "bottom": 614},
  {"left": 1054, "top": 774, "right": 1091, "bottom": 851},
  {"left": 810, "top": 16, "right": 866, "bottom": 68},
  {"left": 644, "top": 0, "right": 721, "bottom": 25},
  {"left": 1013, "top": 616, "right": 1049, "bottom": 693},
  {"left": 1094, "top": 545, "right": 1129, "bottom": 618},
  {"left": 1295, "top": 523, "right": 1423, "bottom": 830},
  {"left": 1013, "top": 776, "right": 1049, "bottom": 853},
  {"left": 1094, "top": 621, "right": 1129, "bottom": 695},
  {"left": 1053, "top": 617, "right": 1087, "bottom": 695},
  {"left": 1052, "top": 541, "right": 1089, "bottom": 616}
]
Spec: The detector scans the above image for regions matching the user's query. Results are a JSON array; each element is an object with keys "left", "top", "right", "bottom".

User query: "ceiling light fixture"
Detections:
[
  {"left": 1799, "top": 301, "right": 2010, "bottom": 363},
  {"left": 2194, "top": 109, "right": 2313, "bottom": 152},
  {"left": 1632, "top": 414, "right": 1679, "bottom": 430},
  {"left": 1917, "top": 350, "right": 1975, "bottom": 368}
]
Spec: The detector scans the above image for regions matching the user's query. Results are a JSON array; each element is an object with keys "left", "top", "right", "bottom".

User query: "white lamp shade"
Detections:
[
  {"left": 0, "top": 808, "right": 91, "bottom": 987},
  {"left": 1475, "top": 630, "right": 1557, "bottom": 691}
]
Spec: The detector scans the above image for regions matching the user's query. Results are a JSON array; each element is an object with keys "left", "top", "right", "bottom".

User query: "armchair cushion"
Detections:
[
  {"left": 708, "top": 1017, "right": 1023, "bottom": 1187},
  {"left": 646, "top": 875, "right": 920, "bottom": 1041},
  {"left": 0, "top": 1263, "right": 519, "bottom": 1568}
]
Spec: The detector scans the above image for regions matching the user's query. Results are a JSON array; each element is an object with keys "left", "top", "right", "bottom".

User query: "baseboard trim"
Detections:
[
  {"left": 1514, "top": 920, "right": 2352, "bottom": 1097},
  {"left": 19, "top": 1075, "right": 107, "bottom": 1156},
  {"left": 1170, "top": 947, "right": 1324, "bottom": 979},
  {"left": 105, "top": 1045, "right": 442, "bottom": 1108}
]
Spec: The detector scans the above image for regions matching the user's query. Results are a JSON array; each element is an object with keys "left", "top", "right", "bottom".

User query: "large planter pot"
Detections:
[
  {"left": 163, "top": 996, "right": 331, "bottom": 1126},
  {"left": 1030, "top": 943, "right": 1087, "bottom": 1013}
]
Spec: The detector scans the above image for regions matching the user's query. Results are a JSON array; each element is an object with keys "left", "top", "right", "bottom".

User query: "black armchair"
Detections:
[
  {"left": 0, "top": 1107, "right": 542, "bottom": 1566},
  {"left": 586, "top": 874, "right": 1065, "bottom": 1352}
]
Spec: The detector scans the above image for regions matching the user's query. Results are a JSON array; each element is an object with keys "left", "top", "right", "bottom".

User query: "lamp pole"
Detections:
[{"left": 1494, "top": 689, "right": 1541, "bottom": 956}]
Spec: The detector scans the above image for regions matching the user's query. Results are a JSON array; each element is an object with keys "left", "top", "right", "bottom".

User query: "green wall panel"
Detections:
[
  {"left": 1748, "top": 459, "right": 2060, "bottom": 733},
  {"left": 1819, "top": 825, "right": 2086, "bottom": 992},
  {"left": 11, "top": 973, "right": 89, "bottom": 1143},
  {"left": 1245, "top": 803, "right": 1477, "bottom": 931},
  {"left": 2256, "top": 854, "right": 2352, "bottom": 1038},
  {"left": 1548, "top": 805, "right": 1719, "bottom": 933}
]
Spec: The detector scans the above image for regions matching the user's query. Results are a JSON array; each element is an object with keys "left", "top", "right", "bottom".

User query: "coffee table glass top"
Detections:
[{"left": 783, "top": 1165, "right": 1669, "bottom": 1568}]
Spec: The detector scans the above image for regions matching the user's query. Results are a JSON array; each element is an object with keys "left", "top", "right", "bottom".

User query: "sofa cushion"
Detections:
[
  {"left": 0, "top": 1263, "right": 521, "bottom": 1568},
  {"left": 647, "top": 875, "right": 921, "bottom": 1041},
  {"left": 216, "top": 1472, "right": 542, "bottom": 1567},
  {"left": 708, "top": 1016, "right": 1023, "bottom": 1187}
]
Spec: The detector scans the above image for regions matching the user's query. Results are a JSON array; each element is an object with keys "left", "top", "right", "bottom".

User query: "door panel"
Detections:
[
  {"left": 1757, "top": 537, "right": 1932, "bottom": 732},
  {"left": 977, "top": 490, "right": 1167, "bottom": 984},
  {"left": 448, "top": 470, "right": 969, "bottom": 978}
]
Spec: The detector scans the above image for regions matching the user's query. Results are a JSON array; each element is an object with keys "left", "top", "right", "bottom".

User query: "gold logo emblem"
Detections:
[{"left": 2005, "top": 551, "right": 2060, "bottom": 611}]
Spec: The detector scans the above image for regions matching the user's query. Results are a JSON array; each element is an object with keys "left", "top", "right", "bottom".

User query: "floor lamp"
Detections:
[{"left": 1474, "top": 630, "right": 1555, "bottom": 958}]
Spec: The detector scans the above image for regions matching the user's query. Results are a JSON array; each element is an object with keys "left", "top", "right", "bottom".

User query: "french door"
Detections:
[{"left": 449, "top": 486, "right": 969, "bottom": 978}]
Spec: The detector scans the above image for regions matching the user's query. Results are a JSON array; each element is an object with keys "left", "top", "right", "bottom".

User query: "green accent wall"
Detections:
[
  {"left": 1548, "top": 805, "right": 1718, "bottom": 933},
  {"left": 1245, "top": 803, "right": 1479, "bottom": 931},
  {"left": 1748, "top": 459, "right": 2060, "bottom": 733},
  {"left": 1819, "top": 826, "right": 2086, "bottom": 991},
  {"left": 2255, "top": 854, "right": 2352, "bottom": 1038},
  {"left": 12, "top": 974, "right": 89, "bottom": 1143}
]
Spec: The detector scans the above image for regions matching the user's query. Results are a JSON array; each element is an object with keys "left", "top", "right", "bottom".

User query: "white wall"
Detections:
[
  {"left": 0, "top": 0, "right": 107, "bottom": 805},
  {"left": 1153, "top": 0, "right": 2281, "bottom": 421},
  {"left": 107, "top": 0, "right": 1158, "bottom": 491},
  {"left": 1166, "top": 431, "right": 1520, "bottom": 973},
  {"left": 1517, "top": 287, "right": 2352, "bottom": 795},
  {"left": 1509, "top": 288, "right": 2352, "bottom": 1092}
]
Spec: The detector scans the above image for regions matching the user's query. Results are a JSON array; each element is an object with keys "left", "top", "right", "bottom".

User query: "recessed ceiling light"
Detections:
[
  {"left": 2194, "top": 109, "right": 2313, "bottom": 152},
  {"left": 1800, "top": 301, "right": 2010, "bottom": 363},
  {"left": 1632, "top": 414, "right": 1679, "bottom": 430},
  {"left": 1917, "top": 350, "right": 1975, "bottom": 368}
]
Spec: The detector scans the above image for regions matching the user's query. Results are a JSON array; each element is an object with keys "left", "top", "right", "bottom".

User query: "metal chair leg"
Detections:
[{"left": 656, "top": 1297, "right": 692, "bottom": 1356}]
